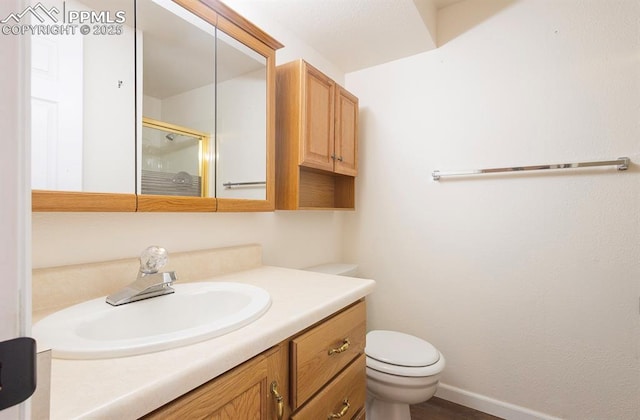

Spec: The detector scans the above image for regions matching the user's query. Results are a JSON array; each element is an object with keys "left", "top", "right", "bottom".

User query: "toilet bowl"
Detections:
[
  {"left": 302, "top": 264, "right": 445, "bottom": 420},
  {"left": 365, "top": 330, "right": 445, "bottom": 420}
]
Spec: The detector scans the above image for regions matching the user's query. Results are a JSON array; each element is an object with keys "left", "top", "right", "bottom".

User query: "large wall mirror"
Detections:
[{"left": 32, "top": 0, "right": 281, "bottom": 212}]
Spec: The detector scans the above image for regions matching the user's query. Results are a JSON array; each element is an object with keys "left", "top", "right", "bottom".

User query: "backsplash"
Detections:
[{"left": 32, "top": 244, "right": 262, "bottom": 320}]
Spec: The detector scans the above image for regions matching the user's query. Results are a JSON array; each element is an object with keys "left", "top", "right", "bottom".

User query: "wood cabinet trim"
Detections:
[
  {"left": 137, "top": 195, "right": 217, "bottom": 212},
  {"left": 173, "top": 0, "right": 283, "bottom": 51},
  {"left": 198, "top": 0, "right": 283, "bottom": 50},
  {"left": 275, "top": 61, "right": 301, "bottom": 210},
  {"left": 172, "top": 0, "right": 219, "bottom": 27},
  {"left": 217, "top": 198, "right": 273, "bottom": 212},
  {"left": 32, "top": 190, "right": 137, "bottom": 212}
]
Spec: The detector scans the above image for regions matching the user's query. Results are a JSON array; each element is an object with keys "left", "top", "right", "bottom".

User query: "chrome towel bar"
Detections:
[{"left": 432, "top": 157, "right": 630, "bottom": 181}]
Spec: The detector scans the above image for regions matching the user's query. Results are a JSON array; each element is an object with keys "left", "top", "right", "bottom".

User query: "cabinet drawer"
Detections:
[
  {"left": 291, "top": 301, "right": 366, "bottom": 408},
  {"left": 291, "top": 354, "right": 366, "bottom": 420}
]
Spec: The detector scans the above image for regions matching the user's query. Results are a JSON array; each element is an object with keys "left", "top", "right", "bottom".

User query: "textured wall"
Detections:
[{"left": 344, "top": 0, "right": 640, "bottom": 418}]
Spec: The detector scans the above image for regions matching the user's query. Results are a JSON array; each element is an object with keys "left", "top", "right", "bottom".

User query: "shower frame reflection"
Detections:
[{"left": 141, "top": 117, "right": 210, "bottom": 197}]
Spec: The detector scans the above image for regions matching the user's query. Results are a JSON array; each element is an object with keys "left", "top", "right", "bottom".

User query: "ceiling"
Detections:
[
  {"left": 80, "top": 0, "right": 463, "bottom": 95},
  {"left": 242, "top": 0, "right": 464, "bottom": 73}
]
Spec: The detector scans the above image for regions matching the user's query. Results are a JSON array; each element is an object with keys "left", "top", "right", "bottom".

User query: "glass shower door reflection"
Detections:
[{"left": 141, "top": 118, "right": 210, "bottom": 197}]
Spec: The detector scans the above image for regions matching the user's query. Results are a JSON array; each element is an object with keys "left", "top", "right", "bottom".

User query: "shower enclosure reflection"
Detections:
[{"left": 141, "top": 118, "right": 209, "bottom": 197}]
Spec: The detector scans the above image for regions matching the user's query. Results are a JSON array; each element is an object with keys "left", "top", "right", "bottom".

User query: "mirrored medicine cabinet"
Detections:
[{"left": 31, "top": 0, "right": 282, "bottom": 212}]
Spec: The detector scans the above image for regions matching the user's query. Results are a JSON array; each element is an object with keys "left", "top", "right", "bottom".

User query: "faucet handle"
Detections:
[{"left": 139, "top": 246, "right": 168, "bottom": 274}]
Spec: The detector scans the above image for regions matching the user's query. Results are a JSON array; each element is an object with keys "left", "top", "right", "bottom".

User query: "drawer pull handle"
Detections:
[
  {"left": 328, "top": 338, "right": 350, "bottom": 355},
  {"left": 328, "top": 399, "right": 350, "bottom": 419},
  {"left": 270, "top": 381, "right": 284, "bottom": 420}
]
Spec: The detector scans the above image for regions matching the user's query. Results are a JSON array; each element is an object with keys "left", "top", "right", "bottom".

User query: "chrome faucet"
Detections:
[{"left": 106, "top": 246, "right": 177, "bottom": 306}]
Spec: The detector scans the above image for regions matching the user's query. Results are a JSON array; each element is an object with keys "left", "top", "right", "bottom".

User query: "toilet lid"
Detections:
[{"left": 365, "top": 330, "right": 440, "bottom": 367}]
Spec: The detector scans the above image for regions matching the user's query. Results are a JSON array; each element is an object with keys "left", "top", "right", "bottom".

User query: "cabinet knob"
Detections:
[{"left": 328, "top": 399, "right": 350, "bottom": 419}]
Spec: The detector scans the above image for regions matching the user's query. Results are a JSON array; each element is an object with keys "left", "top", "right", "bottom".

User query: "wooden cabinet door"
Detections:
[
  {"left": 143, "top": 343, "right": 288, "bottom": 420},
  {"left": 300, "top": 63, "right": 335, "bottom": 172},
  {"left": 334, "top": 86, "right": 358, "bottom": 176}
]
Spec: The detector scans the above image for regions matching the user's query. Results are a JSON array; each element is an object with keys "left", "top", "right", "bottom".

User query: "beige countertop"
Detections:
[{"left": 45, "top": 265, "right": 375, "bottom": 419}]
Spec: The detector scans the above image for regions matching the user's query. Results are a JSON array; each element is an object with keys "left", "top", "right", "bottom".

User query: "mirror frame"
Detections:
[
  {"left": 32, "top": 190, "right": 137, "bottom": 212},
  {"left": 32, "top": 0, "right": 283, "bottom": 213}
]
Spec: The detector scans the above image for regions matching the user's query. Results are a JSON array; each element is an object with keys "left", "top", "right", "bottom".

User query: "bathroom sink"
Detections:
[{"left": 32, "top": 282, "right": 271, "bottom": 359}]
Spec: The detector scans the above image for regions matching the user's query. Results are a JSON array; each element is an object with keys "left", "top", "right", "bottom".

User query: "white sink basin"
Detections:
[{"left": 33, "top": 282, "right": 271, "bottom": 359}]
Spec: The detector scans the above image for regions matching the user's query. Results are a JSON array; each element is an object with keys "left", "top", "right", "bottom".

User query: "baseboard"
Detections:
[{"left": 435, "top": 383, "right": 562, "bottom": 420}]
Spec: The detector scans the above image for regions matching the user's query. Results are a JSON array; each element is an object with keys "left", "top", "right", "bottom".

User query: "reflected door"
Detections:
[
  {"left": 30, "top": 0, "right": 136, "bottom": 195},
  {"left": 31, "top": 32, "right": 83, "bottom": 191}
]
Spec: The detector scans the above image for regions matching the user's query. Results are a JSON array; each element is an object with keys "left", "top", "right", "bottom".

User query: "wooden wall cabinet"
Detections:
[
  {"left": 144, "top": 301, "right": 367, "bottom": 420},
  {"left": 276, "top": 60, "right": 359, "bottom": 210}
]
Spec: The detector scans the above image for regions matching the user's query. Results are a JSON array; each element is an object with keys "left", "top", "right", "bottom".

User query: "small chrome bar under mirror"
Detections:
[
  {"left": 223, "top": 181, "right": 267, "bottom": 188},
  {"left": 432, "top": 157, "right": 630, "bottom": 181}
]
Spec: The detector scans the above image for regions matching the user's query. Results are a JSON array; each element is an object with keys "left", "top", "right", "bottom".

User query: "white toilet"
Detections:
[
  {"left": 304, "top": 263, "right": 445, "bottom": 420},
  {"left": 365, "top": 330, "right": 445, "bottom": 420}
]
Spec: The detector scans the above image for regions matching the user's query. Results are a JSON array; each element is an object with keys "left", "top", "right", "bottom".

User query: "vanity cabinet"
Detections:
[
  {"left": 144, "top": 301, "right": 366, "bottom": 420},
  {"left": 276, "top": 60, "right": 359, "bottom": 210},
  {"left": 143, "top": 341, "right": 289, "bottom": 420}
]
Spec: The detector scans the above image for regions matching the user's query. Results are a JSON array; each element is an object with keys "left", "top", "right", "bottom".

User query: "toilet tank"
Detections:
[{"left": 304, "top": 263, "right": 358, "bottom": 277}]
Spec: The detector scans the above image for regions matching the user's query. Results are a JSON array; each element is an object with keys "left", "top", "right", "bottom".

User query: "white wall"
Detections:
[
  {"left": 161, "top": 84, "right": 215, "bottom": 134},
  {"left": 220, "top": 0, "right": 345, "bottom": 82},
  {"left": 344, "top": 0, "right": 640, "bottom": 419}
]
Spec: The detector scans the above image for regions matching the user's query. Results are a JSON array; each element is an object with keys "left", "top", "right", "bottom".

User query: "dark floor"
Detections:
[{"left": 410, "top": 397, "right": 504, "bottom": 420}]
